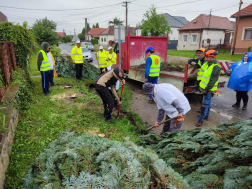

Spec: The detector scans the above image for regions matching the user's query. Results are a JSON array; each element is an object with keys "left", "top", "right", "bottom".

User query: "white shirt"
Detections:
[
  {"left": 153, "top": 83, "right": 191, "bottom": 118},
  {"left": 107, "top": 65, "right": 120, "bottom": 90},
  {"left": 47, "top": 52, "right": 54, "bottom": 70}
]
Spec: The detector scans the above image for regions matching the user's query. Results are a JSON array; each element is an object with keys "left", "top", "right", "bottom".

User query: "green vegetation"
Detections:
[
  {"left": 248, "top": 46, "right": 251, "bottom": 52},
  {"left": 61, "top": 35, "right": 72, "bottom": 43},
  {"left": 23, "top": 132, "right": 189, "bottom": 189},
  {"left": 91, "top": 38, "right": 99, "bottom": 45},
  {"left": 140, "top": 121, "right": 252, "bottom": 189},
  {"left": 0, "top": 21, "right": 35, "bottom": 69},
  {"left": 168, "top": 50, "right": 244, "bottom": 62}
]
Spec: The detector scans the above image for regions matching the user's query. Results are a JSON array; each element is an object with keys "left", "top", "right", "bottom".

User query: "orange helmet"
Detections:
[
  {"left": 206, "top": 50, "right": 218, "bottom": 57},
  {"left": 196, "top": 48, "right": 206, "bottom": 53}
]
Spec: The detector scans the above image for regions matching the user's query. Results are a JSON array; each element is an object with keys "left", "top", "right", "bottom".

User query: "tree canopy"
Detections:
[
  {"left": 82, "top": 23, "right": 91, "bottom": 34},
  {"left": 138, "top": 5, "right": 171, "bottom": 36},
  {"left": 109, "top": 17, "right": 123, "bottom": 25},
  {"left": 78, "top": 33, "right": 85, "bottom": 41}
]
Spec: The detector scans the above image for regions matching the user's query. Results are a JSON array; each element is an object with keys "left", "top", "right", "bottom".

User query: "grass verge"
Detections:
[{"left": 168, "top": 50, "right": 244, "bottom": 62}]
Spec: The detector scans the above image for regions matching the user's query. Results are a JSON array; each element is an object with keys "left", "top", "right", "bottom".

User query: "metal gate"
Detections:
[{"left": 168, "top": 40, "right": 178, "bottom": 50}]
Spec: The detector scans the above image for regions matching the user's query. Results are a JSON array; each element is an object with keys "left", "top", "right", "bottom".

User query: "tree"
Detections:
[
  {"left": 92, "top": 24, "right": 96, "bottom": 28},
  {"left": 139, "top": 5, "right": 171, "bottom": 36},
  {"left": 81, "top": 23, "right": 91, "bottom": 34},
  {"left": 32, "top": 17, "right": 58, "bottom": 45},
  {"left": 109, "top": 17, "right": 123, "bottom": 25},
  {"left": 78, "top": 33, "right": 85, "bottom": 41},
  {"left": 95, "top": 23, "right": 99, "bottom": 28}
]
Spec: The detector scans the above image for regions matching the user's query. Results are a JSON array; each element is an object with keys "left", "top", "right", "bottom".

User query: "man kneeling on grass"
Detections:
[
  {"left": 95, "top": 68, "right": 125, "bottom": 123},
  {"left": 143, "top": 83, "right": 191, "bottom": 135}
]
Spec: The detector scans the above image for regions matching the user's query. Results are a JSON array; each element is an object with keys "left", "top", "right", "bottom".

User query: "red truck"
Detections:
[{"left": 114, "top": 32, "right": 229, "bottom": 93}]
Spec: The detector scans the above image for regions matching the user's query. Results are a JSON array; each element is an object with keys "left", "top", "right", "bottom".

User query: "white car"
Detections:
[
  {"left": 81, "top": 42, "right": 94, "bottom": 51},
  {"left": 82, "top": 47, "right": 93, "bottom": 62}
]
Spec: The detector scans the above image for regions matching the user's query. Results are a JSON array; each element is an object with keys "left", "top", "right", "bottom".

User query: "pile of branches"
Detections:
[
  {"left": 55, "top": 56, "right": 100, "bottom": 81},
  {"left": 140, "top": 120, "right": 252, "bottom": 189},
  {"left": 23, "top": 132, "right": 190, "bottom": 189}
]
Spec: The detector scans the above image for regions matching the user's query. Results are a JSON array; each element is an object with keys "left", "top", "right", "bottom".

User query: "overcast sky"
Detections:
[{"left": 1, "top": 0, "right": 251, "bottom": 35}]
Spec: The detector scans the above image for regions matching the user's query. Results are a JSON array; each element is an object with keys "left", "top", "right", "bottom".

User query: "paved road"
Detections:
[{"left": 59, "top": 43, "right": 98, "bottom": 68}]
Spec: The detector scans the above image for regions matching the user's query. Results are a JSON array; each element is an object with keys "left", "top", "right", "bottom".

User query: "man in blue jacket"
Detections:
[{"left": 145, "top": 46, "right": 161, "bottom": 99}]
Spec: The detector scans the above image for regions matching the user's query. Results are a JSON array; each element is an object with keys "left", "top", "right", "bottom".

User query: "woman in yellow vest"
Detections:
[
  {"left": 71, "top": 40, "right": 83, "bottom": 81},
  {"left": 196, "top": 50, "right": 221, "bottom": 127},
  {"left": 145, "top": 46, "right": 161, "bottom": 100},
  {"left": 37, "top": 42, "right": 51, "bottom": 95}
]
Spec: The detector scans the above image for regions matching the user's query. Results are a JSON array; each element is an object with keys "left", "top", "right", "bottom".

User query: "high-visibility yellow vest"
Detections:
[
  {"left": 84, "top": 45, "right": 87, "bottom": 48},
  {"left": 107, "top": 52, "right": 117, "bottom": 66},
  {"left": 149, "top": 54, "right": 161, "bottom": 77},
  {"left": 199, "top": 63, "right": 221, "bottom": 92},
  {"left": 197, "top": 60, "right": 208, "bottom": 81},
  {"left": 71, "top": 46, "right": 83, "bottom": 64},
  {"left": 39, "top": 50, "right": 50, "bottom": 71},
  {"left": 97, "top": 50, "right": 107, "bottom": 68}
]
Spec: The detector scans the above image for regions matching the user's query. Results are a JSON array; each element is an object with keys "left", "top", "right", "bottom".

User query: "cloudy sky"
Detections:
[{"left": 1, "top": 0, "right": 251, "bottom": 35}]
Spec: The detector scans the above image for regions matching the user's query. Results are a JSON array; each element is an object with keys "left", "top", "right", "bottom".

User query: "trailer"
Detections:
[{"left": 114, "top": 32, "right": 229, "bottom": 93}]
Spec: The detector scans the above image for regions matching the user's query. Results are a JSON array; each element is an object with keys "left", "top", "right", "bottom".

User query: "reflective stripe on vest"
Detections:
[
  {"left": 107, "top": 52, "right": 117, "bottom": 66},
  {"left": 72, "top": 46, "right": 83, "bottom": 64},
  {"left": 149, "top": 54, "right": 161, "bottom": 77},
  {"left": 98, "top": 50, "right": 107, "bottom": 68},
  {"left": 199, "top": 63, "right": 221, "bottom": 92},
  {"left": 39, "top": 50, "right": 50, "bottom": 71},
  {"left": 197, "top": 60, "right": 208, "bottom": 81}
]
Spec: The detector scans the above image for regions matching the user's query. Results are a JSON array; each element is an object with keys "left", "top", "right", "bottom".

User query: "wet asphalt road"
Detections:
[{"left": 59, "top": 43, "right": 252, "bottom": 130}]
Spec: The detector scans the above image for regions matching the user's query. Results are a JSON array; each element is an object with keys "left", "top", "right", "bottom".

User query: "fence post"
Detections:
[{"left": 219, "top": 39, "right": 221, "bottom": 53}]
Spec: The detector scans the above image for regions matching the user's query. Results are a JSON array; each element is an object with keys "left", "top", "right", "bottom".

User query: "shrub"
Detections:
[
  {"left": 91, "top": 38, "right": 98, "bottom": 45},
  {"left": 248, "top": 46, "right": 251, "bottom": 52},
  {"left": 50, "top": 45, "right": 61, "bottom": 57}
]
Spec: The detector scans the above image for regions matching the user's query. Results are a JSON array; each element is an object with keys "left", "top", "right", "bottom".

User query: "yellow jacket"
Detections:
[{"left": 49, "top": 52, "right": 57, "bottom": 77}]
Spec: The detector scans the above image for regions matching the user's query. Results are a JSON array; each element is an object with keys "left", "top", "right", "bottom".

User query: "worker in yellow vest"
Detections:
[
  {"left": 196, "top": 50, "right": 221, "bottom": 127},
  {"left": 145, "top": 46, "right": 161, "bottom": 100},
  {"left": 95, "top": 46, "right": 107, "bottom": 74},
  {"left": 71, "top": 40, "right": 83, "bottom": 82},
  {"left": 106, "top": 46, "right": 117, "bottom": 67},
  {"left": 37, "top": 42, "right": 51, "bottom": 95}
]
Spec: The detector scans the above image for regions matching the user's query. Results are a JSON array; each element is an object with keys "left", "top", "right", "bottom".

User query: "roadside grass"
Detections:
[
  {"left": 5, "top": 78, "right": 141, "bottom": 188},
  {"left": 168, "top": 50, "right": 244, "bottom": 62},
  {"left": 29, "top": 44, "right": 41, "bottom": 73}
]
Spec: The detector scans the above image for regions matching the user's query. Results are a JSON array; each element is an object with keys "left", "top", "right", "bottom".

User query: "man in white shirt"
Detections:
[
  {"left": 47, "top": 48, "right": 55, "bottom": 86},
  {"left": 143, "top": 83, "right": 191, "bottom": 134}
]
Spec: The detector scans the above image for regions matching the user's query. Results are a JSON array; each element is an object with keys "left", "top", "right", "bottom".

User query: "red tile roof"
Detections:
[
  {"left": 86, "top": 28, "right": 106, "bottom": 37},
  {"left": 56, "top": 32, "right": 65, "bottom": 37},
  {"left": 0, "top": 12, "right": 7, "bottom": 22},
  {"left": 231, "top": 4, "right": 252, "bottom": 17},
  {"left": 179, "top": 14, "right": 234, "bottom": 31}
]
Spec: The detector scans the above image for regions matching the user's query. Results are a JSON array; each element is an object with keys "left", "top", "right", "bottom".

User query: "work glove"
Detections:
[{"left": 202, "top": 90, "right": 208, "bottom": 95}]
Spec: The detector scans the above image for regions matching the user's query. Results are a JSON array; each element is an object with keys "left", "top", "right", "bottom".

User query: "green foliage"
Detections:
[
  {"left": 96, "top": 23, "right": 99, "bottom": 28},
  {"left": 139, "top": 5, "right": 171, "bottom": 36},
  {"left": 0, "top": 22, "right": 35, "bottom": 69},
  {"left": 23, "top": 132, "right": 189, "bottom": 189},
  {"left": 50, "top": 45, "right": 61, "bottom": 57},
  {"left": 32, "top": 17, "right": 58, "bottom": 45},
  {"left": 109, "top": 17, "right": 123, "bottom": 25},
  {"left": 61, "top": 35, "right": 72, "bottom": 43},
  {"left": 140, "top": 121, "right": 252, "bottom": 189},
  {"left": 82, "top": 23, "right": 91, "bottom": 34},
  {"left": 54, "top": 56, "right": 100, "bottom": 80},
  {"left": 91, "top": 38, "right": 98, "bottom": 45},
  {"left": 78, "top": 33, "right": 85, "bottom": 41},
  {"left": 248, "top": 46, "right": 251, "bottom": 52}
]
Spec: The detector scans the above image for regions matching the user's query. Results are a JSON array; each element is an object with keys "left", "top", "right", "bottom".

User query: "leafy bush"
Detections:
[
  {"left": 61, "top": 36, "right": 72, "bottom": 43},
  {"left": 55, "top": 56, "right": 100, "bottom": 80},
  {"left": 139, "top": 120, "right": 252, "bottom": 189},
  {"left": 0, "top": 22, "right": 35, "bottom": 69},
  {"left": 23, "top": 132, "right": 190, "bottom": 189},
  {"left": 91, "top": 38, "right": 98, "bottom": 45},
  {"left": 248, "top": 46, "right": 251, "bottom": 52},
  {"left": 50, "top": 45, "right": 61, "bottom": 57}
]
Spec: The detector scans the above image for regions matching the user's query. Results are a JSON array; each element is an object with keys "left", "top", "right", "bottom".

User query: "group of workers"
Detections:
[{"left": 38, "top": 40, "right": 252, "bottom": 136}]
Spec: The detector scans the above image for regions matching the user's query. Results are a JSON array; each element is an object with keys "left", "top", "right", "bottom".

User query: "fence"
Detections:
[
  {"left": 0, "top": 41, "right": 17, "bottom": 101},
  {"left": 201, "top": 39, "right": 231, "bottom": 52}
]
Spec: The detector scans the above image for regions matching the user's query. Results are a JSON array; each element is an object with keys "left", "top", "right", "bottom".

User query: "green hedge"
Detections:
[{"left": 91, "top": 38, "right": 98, "bottom": 45}]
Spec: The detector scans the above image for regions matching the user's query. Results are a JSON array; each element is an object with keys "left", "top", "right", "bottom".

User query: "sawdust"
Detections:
[{"left": 84, "top": 128, "right": 105, "bottom": 137}]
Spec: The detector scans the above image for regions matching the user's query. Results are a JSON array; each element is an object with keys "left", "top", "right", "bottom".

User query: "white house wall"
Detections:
[
  {"left": 177, "top": 32, "right": 201, "bottom": 50},
  {"left": 169, "top": 27, "right": 179, "bottom": 40},
  {"left": 99, "top": 35, "right": 115, "bottom": 46},
  {"left": 202, "top": 30, "right": 225, "bottom": 45}
]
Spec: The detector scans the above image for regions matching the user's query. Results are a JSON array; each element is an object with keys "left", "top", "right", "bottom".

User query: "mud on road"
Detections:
[{"left": 126, "top": 79, "right": 243, "bottom": 135}]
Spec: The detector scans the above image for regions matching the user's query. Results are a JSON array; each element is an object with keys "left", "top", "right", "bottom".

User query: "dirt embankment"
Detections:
[{"left": 138, "top": 63, "right": 185, "bottom": 72}]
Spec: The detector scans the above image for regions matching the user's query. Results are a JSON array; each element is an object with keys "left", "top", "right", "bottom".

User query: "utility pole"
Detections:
[
  {"left": 85, "top": 18, "right": 87, "bottom": 41},
  {"left": 123, "top": 1, "right": 130, "bottom": 37},
  {"left": 231, "top": 0, "right": 243, "bottom": 55},
  {"left": 207, "top": 9, "right": 212, "bottom": 32}
]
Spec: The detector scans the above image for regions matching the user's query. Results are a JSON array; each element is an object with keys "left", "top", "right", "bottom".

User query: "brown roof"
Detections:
[
  {"left": 86, "top": 28, "right": 106, "bottom": 37},
  {"left": 0, "top": 12, "right": 7, "bottom": 22},
  {"left": 179, "top": 14, "right": 234, "bottom": 31},
  {"left": 99, "top": 26, "right": 136, "bottom": 36},
  {"left": 231, "top": 4, "right": 252, "bottom": 18},
  {"left": 56, "top": 32, "right": 65, "bottom": 37}
]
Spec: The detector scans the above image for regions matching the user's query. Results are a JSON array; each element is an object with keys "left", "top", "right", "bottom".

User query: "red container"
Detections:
[{"left": 117, "top": 32, "right": 168, "bottom": 72}]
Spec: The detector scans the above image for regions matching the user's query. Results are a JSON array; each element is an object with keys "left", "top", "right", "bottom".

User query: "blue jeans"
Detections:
[
  {"left": 40, "top": 71, "right": 50, "bottom": 94},
  {"left": 49, "top": 70, "right": 55, "bottom": 86},
  {"left": 145, "top": 76, "right": 158, "bottom": 98},
  {"left": 198, "top": 93, "right": 212, "bottom": 121}
]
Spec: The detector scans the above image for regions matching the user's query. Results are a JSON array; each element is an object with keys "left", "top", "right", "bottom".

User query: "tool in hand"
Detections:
[
  {"left": 145, "top": 114, "right": 185, "bottom": 131},
  {"left": 116, "top": 85, "right": 124, "bottom": 118}
]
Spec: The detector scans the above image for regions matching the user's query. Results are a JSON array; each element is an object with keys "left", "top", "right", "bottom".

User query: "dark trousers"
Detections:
[
  {"left": 75, "top": 63, "right": 83, "bottom": 80},
  {"left": 40, "top": 71, "right": 50, "bottom": 94},
  {"left": 160, "top": 115, "right": 183, "bottom": 135},
  {"left": 95, "top": 85, "right": 114, "bottom": 120},
  {"left": 236, "top": 91, "right": 248, "bottom": 105},
  {"left": 198, "top": 93, "right": 212, "bottom": 121},
  {"left": 49, "top": 70, "right": 55, "bottom": 86},
  {"left": 109, "top": 89, "right": 118, "bottom": 108},
  {"left": 100, "top": 68, "right": 108, "bottom": 75}
]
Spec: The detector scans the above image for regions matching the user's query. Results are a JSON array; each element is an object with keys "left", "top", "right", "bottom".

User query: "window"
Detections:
[
  {"left": 101, "top": 38, "right": 103, "bottom": 42},
  {"left": 104, "top": 38, "right": 106, "bottom": 42},
  {"left": 183, "top": 35, "right": 188, "bottom": 42},
  {"left": 244, "top": 29, "right": 252, "bottom": 39},
  {"left": 192, "top": 34, "right": 197, "bottom": 42}
]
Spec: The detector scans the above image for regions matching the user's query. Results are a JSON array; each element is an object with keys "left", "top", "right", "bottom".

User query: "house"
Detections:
[
  {"left": 136, "top": 27, "right": 141, "bottom": 36},
  {"left": 177, "top": 14, "right": 235, "bottom": 51},
  {"left": 56, "top": 32, "right": 65, "bottom": 37},
  {"left": 0, "top": 12, "right": 8, "bottom": 22},
  {"left": 231, "top": 3, "right": 252, "bottom": 54},
  {"left": 85, "top": 28, "right": 106, "bottom": 41},
  {"left": 99, "top": 26, "right": 136, "bottom": 46}
]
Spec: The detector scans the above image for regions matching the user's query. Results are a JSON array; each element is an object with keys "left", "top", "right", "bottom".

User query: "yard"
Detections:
[{"left": 168, "top": 50, "right": 244, "bottom": 62}]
